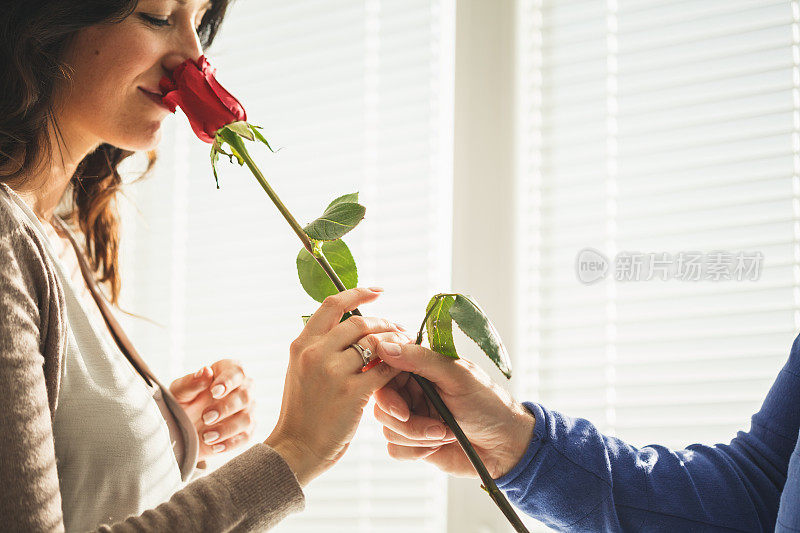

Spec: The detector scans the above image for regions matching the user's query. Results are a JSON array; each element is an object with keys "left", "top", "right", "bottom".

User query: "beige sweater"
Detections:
[{"left": 0, "top": 182, "right": 305, "bottom": 531}]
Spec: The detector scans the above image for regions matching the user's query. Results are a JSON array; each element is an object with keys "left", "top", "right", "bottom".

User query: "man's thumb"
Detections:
[
  {"left": 170, "top": 366, "right": 213, "bottom": 403},
  {"left": 376, "top": 342, "right": 465, "bottom": 391}
]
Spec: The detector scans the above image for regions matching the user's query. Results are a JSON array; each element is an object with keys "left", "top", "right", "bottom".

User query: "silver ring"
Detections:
[{"left": 350, "top": 343, "right": 372, "bottom": 368}]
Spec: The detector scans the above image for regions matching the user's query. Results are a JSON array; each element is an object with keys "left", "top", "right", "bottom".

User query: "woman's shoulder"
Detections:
[
  {"left": 0, "top": 182, "right": 55, "bottom": 268},
  {"left": 0, "top": 180, "right": 66, "bottom": 327},
  {"left": 0, "top": 182, "right": 35, "bottom": 233}
]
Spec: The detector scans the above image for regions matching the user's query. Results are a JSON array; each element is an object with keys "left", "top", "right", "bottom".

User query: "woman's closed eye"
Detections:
[{"left": 138, "top": 13, "right": 203, "bottom": 33}]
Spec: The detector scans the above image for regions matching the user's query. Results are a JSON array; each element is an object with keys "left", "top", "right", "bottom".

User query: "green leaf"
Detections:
[
  {"left": 327, "top": 192, "right": 359, "bottom": 208},
  {"left": 450, "top": 294, "right": 512, "bottom": 379},
  {"left": 425, "top": 295, "right": 459, "bottom": 359},
  {"left": 303, "top": 195, "right": 366, "bottom": 241},
  {"left": 210, "top": 146, "right": 221, "bottom": 189},
  {"left": 225, "top": 121, "right": 255, "bottom": 141},
  {"left": 248, "top": 124, "right": 275, "bottom": 152},
  {"left": 296, "top": 239, "right": 358, "bottom": 302}
]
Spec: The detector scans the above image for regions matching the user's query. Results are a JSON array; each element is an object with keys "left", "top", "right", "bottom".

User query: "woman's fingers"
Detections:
[
  {"left": 373, "top": 402, "right": 454, "bottom": 441},
  {"left": 209, "top": 359, "right": 246, "bottom": 399},
  {"left": 327, "top": 315, "right": 405, "bottom": 352},
  {"left": 201, "top": 409, "right": 254, "bottom": 448},
  {"left": 169, "top": 366, "right": 213, "bottom": 403},
  {"left": 339, "top": 331, "right": 411, "bottom": 374},
  {"left": 210, "top": 431, "right": 251, "bottom": 454},
  {"left": 201, "top": 378, "right": 253, "bottom": 425},
  {"left": 302, "top": 288, "right": 385, "bottom": 337}
]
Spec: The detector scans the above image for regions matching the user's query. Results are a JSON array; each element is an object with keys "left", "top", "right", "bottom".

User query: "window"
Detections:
[{"left": 516, "top": 0, "right": 797, "bottom": 460}]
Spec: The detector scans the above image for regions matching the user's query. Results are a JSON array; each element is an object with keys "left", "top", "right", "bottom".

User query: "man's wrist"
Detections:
[{"left": 492, "top": 402, "right": 536, "bottom": 479}]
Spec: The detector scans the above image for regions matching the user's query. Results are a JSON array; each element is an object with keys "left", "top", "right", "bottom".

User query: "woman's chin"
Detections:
[{"left": 111, "top": 125, "right": 163, "bottom": 152}]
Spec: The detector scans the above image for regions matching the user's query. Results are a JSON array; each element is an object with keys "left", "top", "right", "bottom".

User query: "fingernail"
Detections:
[
  {"left": 425, "top": 426, "right": 446, "bottom": 439},
  {"left": 389, "top": 407, "right": 404, "bottom": 421},
  {"left": 211, "top": 384, "right": 226, "bottom": 398},
  {"left": 368, "top": 286, "right": 384, "bottom": 292},
  {"left": 194, "top": 368, "right": 204, "bottom": 379},
  {"left": 203, "top": 410, "right": 220, "bottom": 425},
  {"left": 203, "top": 431, "right": 220, "bottom": 444},
  {"left": 381, "top": 342, "right": 401, "bottom": 356},
  {"left": 212, "top": 443, "right": 226, "bottom": 453}
]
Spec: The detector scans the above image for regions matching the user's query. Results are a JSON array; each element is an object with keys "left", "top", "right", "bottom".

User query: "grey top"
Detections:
[{"left": 0, "top": 181, "right": 305, "bottom": 531}]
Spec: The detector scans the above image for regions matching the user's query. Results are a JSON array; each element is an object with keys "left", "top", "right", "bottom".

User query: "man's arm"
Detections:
[{"left": 374, "top": 336, "right": 800, "bottom": 532}]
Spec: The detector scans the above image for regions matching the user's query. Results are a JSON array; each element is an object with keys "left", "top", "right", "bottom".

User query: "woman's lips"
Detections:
[{"left": 138, "top": 87, "right": 169, "bottom": 111}]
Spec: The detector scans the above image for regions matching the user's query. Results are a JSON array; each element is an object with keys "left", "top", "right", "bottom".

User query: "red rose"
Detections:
[{"left": 159, "top": 55, "right": 247, "bottom": 143}]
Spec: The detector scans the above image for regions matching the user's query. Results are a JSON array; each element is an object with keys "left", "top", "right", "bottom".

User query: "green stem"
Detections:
[
  {"left": 220, "top": 129, "right": 358, "bottom": 312},
  {"left": 219, "top": 129, "right": 312, "bottom": 253},
  {"left": 415, "top": 296, "right": 529, "bottom": 533}
]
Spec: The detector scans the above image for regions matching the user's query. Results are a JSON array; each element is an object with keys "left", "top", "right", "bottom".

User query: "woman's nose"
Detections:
[{"left": 161, "top": 22, "right": 204, "bottom": 72}]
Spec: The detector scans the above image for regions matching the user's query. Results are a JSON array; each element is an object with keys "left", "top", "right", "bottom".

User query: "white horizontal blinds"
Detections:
[
  {"left": 119, "top": 0, "right": 449, "bottom": 532},
  {"left": 518, "top": 0, "right": 799, "bottom": 460}
]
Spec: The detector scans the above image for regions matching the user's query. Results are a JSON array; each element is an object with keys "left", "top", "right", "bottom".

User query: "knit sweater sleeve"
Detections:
[
  {"left": 0, "top": 224, "right": 305, "bottom": 531},
  {"left": 495, "top": 336, "right": 800, "bottom": 532},
  {"left": 98, "top": 443, "right": 305, "bottom": 532},
  {"left": 0, "top": 223, "right": 66, "bottom": 529}
]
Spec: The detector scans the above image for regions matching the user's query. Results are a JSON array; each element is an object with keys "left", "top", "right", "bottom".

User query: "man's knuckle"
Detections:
[{"left": 290, "top": 338, "right": 304, "bottom": 355}]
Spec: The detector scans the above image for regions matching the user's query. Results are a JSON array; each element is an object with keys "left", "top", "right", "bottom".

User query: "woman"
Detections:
[{"left": 0, "top": 0, "right": 413, "bottom": 530}]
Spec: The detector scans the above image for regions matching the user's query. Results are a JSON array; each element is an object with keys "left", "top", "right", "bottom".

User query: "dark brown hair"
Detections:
[{"left": 0, "top": 0, "right": 230, "bottom": 306}]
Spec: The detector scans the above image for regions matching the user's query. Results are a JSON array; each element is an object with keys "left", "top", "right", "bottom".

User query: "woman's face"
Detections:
[{"left": 57, "top": 0, "right": 211, "bottom": 154}]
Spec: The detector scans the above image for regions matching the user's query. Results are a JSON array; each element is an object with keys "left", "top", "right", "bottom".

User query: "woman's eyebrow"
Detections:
[{"left": 174, "top": 0, "right": 213, "bottom": 8}]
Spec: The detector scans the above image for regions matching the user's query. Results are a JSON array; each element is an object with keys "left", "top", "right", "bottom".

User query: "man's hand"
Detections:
[
  {"left": 373, "top": 343, "right": 535, "bottom": 479},
  {"left": 170, "top": 359, "right": 256, "bottom": 460}
]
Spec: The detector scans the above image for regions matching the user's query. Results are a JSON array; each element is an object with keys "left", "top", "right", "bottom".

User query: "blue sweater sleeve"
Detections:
[{"left": 495, "top": 334, "right": 800, "bottom": 532}]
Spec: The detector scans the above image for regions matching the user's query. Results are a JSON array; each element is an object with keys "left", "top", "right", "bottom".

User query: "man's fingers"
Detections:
[
  {"left": 303, "top": 288, "right": 385, "bottom": 336},
  {"left": 387, "top": 442, "right": 442, "bottom": 461},
  {"left": 373, "top": 402, "right": 454, "bottom": 440},
  {"left": 376, "top": 342, "right": 476, "bottom": 393},
  {"left": 170, "top": 366, "right": 213, "bottom": 403},
  {"left": 383, "top": 426, "right": 456, "bottom": 447},
  {"left": 374, "top": 385, "right": 410, "bottom": 421}
]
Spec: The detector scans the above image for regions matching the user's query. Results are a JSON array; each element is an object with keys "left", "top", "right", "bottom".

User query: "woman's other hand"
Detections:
[
  {"left": 170, "top": 359, "right": 256, "bottom": 460},
  {"left": 265, "top": 287, "right": 411, "bottom": 486}
]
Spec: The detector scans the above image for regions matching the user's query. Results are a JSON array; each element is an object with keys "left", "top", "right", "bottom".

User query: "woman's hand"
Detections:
[
  {"left": 264, "top": 287, "right": 411, "bottom": 486},
  {"left": 169, "top": 359, "right": 256, "bottom": 460}
]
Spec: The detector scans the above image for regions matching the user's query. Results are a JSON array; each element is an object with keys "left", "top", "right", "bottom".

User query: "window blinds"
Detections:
[
  {"left": 516, "top": 0, "right": 798, "bottom": 464},
  {"left": 117, "top": 1, "right": 452, "bottom": 531}
]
